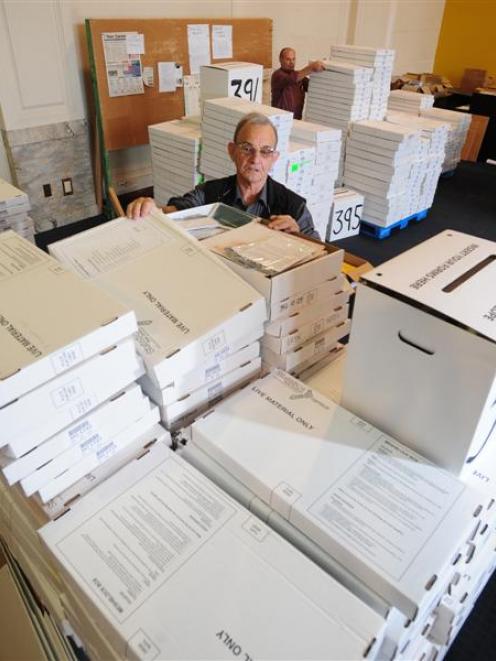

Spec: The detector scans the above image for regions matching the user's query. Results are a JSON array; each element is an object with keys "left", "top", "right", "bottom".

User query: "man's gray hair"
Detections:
[{"left": 233, "top": 112, "right": 278, "bottom": 147}]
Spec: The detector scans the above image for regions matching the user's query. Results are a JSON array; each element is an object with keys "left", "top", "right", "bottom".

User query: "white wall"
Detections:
[{"left": 0, "top": 0, "right": 446, "bottom": 193}]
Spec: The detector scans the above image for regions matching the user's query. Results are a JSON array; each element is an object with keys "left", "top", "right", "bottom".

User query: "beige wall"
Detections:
[{"left": 0, "top": 0, "right": 445, "bottom": 192}]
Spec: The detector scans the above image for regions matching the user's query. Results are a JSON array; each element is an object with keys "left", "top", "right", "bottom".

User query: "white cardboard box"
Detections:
[
  {"left": 39, "top": 442, "right": 386, "bottom": 661},
  {"left": 139, "top": 340, "right": 260, "bottom": 406},
  {"left": 262, "top": 319, "right": 350, "bottom": 371},
  {"left": 190, "top": 370, "right": 490, "bottom": 619},
  {"left": 1, "top": 383, "right": 147, "bottom": 485},
  {"left": 0, "top": 231, "right": 137, "bottom": 408},
  {"left": 203, "top": 222, "right": 344, "bottom": 316},
  {"left": 200, "top": 62, "right": 263, "bottom": 104},
  {"left": 342, "top": 230, "right": 496, "bottom": 474},
  {"left": 1, "top": 338, "right": 143, "bottom": 458},
  {"left": 49, "top": 212, "right": 266, "bottom": 388},
  {"left": 262, "top": 304, "right": 349, "bottom": 353}
]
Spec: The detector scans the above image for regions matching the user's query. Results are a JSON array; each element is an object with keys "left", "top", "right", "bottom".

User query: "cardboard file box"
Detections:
[
  {"left": 39, "top": 442, "right": 386, "bottom": 661},
  {"left": 0, "top": 338, "right": 143, "bottom": 458},
  {"left": 49, "top": 213, "right": 266, "bottom": 388},
  {"left": 190, "top": 370, "right": 490, "bottom": 619},
  {"left": 342, "top": 230, "right": 496, "bottom": 475},
  {"left": 0, "top": 231, "right": 137, "bottom": 408},
  {"left": 204, "top": 222, "right": 344, "bottom": 319}
]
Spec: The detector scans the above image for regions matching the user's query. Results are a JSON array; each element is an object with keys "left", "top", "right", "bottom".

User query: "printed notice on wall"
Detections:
[
  {"left": 52, "top": 456, "right": 236, "bottom": 621},
  {"left": 212, "top": 25, "right": 233, "bottom": 59},
  {"left": 187, "top": 24, "right": 211, "bottom": 75},
  {"left": 102, "top": 32, "right": 144, "bottom": 97},
  {"left": 183, "top": 74, "right": 200, "bottom": 116},
  {"left": 308, "top": 436, "right": 465, "bottom": 580}
]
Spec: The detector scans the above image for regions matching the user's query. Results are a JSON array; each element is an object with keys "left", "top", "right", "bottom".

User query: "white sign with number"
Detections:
[
  {"left": 200, "top": 62, "right": 263, "bottom": 105},
  {"left": 327, "top": 188, "right": 364, "bottom": 241}
]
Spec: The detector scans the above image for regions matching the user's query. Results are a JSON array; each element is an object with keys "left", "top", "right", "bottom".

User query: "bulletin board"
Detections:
[{"left": 85, "top": 18, "right": 273, "bottom": 152}]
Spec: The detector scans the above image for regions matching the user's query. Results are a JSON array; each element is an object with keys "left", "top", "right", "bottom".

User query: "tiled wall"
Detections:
[{"left": 2, "top": 120, "right": 98, "bottom": 232}]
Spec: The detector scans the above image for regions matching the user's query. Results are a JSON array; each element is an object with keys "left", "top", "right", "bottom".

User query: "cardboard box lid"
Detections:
[
  {"left": 49, "top": 213, "right": 266, "bottom": 381},
  {"left": 39, "top": 442, "right": 385, "bottom": 660},
  {"left": 0, "top": 231, "right": 136, "bottom": 407},
  {"left": 191, "top": 370, "right": 488, "bottom": 618},
  {"left": 361, "top": 230, "right": 496, "bottom": 342}
]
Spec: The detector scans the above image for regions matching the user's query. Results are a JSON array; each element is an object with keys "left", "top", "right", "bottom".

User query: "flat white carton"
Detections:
[
  {"left": 342, "top": 230, "right": 496, "bottom": 474},
  {"left": 39, "top": 442, "right": 386, "bottom": 661},
  {"left": 203, "top": 222, "right": 344, "bottom": 317},
  {"left": 156, "top": 356, "right": 261, "bottom": 429},
  {"left": 190, "top": 370, "right": 490, "bottom": 618},
  {"left": 0, "top": 231, "right": 137, "bottom": 407},
  {"left": 262, "top": 319, "right": 350, "bottom": 371},
  {"left": 139, "top": 340, "right": 260, "bottom": 406},
  {"left": 1, "top": 338, "right": 143, "bottom": 458},
  {"left": 1, "top": 383, "right": 147, "bottom": 485},
  {"left": 200, "top": 62, "right": 263, "bottom": 104},
  {"left": 48, "top": 213, "right": 266, "bottom": 388}
]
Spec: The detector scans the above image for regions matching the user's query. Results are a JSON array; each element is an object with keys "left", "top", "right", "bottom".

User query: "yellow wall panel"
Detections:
[{"left": 434, "top": 0, "right": 495, "bottom": 85}]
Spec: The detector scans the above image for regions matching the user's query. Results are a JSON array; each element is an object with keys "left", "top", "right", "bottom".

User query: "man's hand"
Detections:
[
  {"left": 309, "top": 60, "right": 326, "bottom": 73},
  {"left": 267, "top": 215, "right": 300, "bottom": 233},
  {"left": 126, "top": 197, "right": 158, "bottom": 220}
]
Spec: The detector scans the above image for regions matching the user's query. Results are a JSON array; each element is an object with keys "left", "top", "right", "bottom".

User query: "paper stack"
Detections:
[
  {"left": 289, "top": 119, "right": 342, "bottom": 239},
  {"left": 330, "top": 45, "right": 395, "bottom": 120},
  {"left": 0, "top": 178, "right": 34, "bottom": 242},
  {"left": 49, "top": 211, "right": 266, "bottom": 431},
  {"left": 420, "top": 107, "right": 471, "bottom": 173},
  {"left": 388, "top": 89, "right": 435, "bottom": 113},
  {"left": 305, "top": 60, "right": 373, "bottom": 132},
  {"left": 148, "top": 118, "right": 203, "bottom": 208},
  {"left": 200, "top": 97, "right": 293, "bottom": 179},
  {"left": 204, "top": 222, "right": 350, "bottom": 376},
  {"left": 385, "top": 111, "right": 449, "bottom": 215},
  {"left": 344, "top": 120, "right": 423, "bottom": 227},
  {"left": 39, "top": 440, "right": 388, "bottom": 661},
  {"left": 185, "top": 369, "right": 496, "bottom": 659}
]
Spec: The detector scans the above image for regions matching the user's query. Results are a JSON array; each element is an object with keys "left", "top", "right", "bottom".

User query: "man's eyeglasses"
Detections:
[{"left": 236, "top": 142, "right": 277, "bottom": 158}]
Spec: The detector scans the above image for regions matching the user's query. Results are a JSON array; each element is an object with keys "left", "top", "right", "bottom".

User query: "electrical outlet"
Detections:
[
  {"left": 62, "top": 177, "right": 73, "bottom": 196},
  {"left": 43, "top": 183, "right": 52, "bottom": 197}
]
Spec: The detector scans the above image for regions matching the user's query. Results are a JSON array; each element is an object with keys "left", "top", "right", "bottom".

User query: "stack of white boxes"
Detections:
[
  {"left": 39, "top": 440, "right": 389, "bottom": 661},
  {"left": 386, "top": 111, "right": 449, "bottom": 215},
  {"left": 344, "top": 120, "right": 422, "bottom": 227},
  {"left": 420, "top": 107, "right": 471, "bottom": 173},
  {"left": 305, "top": 60, "right": 373, "bottom": 132},
  {"left": 204, "top": 223, "right": 350, "bottom": 377},
  {"left": 200, "top": 97, "right": 293, "bottom": 180},
  {"left": 330, "top": 45, "right": 395, "bottom": 121},
  {"left": 184, "top": 369, "right": 496, "bottom": 661},
  {"left": 289, "top": 119, "right": 342, "bottom": 240},
  {"left": 388, "top": 89, "right": 435, "bottom": 113},
  {"left": 49, "top": 211, "right": 266, "bottom": 431},
  {"left": 0, "top": 231, "right": 166, "bottom": 614},
  {"left": 149, "top": 118, "right": 202, "bottom": 208},
  {"left": 0, "top": 179, "right": 34, "bottom": 242}
]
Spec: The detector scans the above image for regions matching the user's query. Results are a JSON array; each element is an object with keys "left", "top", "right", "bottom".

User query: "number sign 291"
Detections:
[{"left": 230, "top": 77, "right": 259, "bottom": 102}]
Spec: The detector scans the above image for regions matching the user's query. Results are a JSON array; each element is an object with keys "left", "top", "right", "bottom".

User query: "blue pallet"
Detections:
[{"left": 360, "top": 209, "right": 429, "bottom": 240}]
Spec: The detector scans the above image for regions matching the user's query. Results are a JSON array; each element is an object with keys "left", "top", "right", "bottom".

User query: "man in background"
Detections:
[
  {"left": 271, "top": 48, "right": 325, "bottom": 119},
  {"left": 127, "top": 112, "right": 319, "bottom": 239}
]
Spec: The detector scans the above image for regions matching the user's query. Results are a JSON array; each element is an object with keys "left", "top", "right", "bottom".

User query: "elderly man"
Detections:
[
  {"left": 127, "top": 112, "right": 319, "bottom": 239},
  {"left": 271, "top": 48, "right": 325, "bottom": 120}
]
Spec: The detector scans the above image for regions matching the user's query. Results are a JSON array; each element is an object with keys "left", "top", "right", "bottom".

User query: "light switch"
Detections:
[{"left": 62, "top": 177, "right": 73, "bottom": 195}]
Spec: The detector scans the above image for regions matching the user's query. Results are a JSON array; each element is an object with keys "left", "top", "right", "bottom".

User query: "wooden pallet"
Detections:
[{"left": 360, "top": 209, "right": 429, "bottom": 240}]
